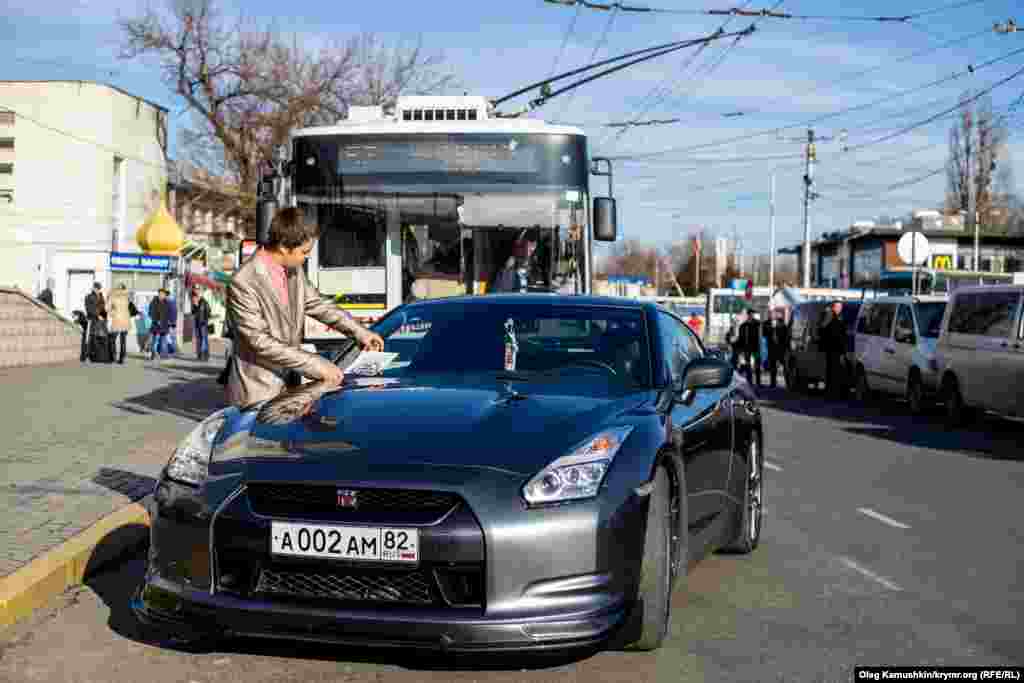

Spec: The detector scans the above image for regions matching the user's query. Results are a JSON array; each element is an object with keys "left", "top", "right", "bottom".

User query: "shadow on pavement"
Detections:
[
  {"left": 92, "top": 549, "right": 598, "bottom": 671},
  {"left": 111, "top": 372, "right": 227, "bottom": 423},
  {"left": 92, "top": 468, "right": 157, "bottom": 501},
  {"left": 754, "top": 385, "right": 1023, "bottom": 460}
]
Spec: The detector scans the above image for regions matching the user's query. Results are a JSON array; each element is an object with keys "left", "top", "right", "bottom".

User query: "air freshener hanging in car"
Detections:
[{"left": 504, "top": 319, "right": 519, "bottom": 371}]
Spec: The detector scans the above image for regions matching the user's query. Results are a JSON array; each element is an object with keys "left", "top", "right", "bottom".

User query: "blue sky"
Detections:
[{"left": 5, "top": 0, "right": 1024, "bottom": 261}]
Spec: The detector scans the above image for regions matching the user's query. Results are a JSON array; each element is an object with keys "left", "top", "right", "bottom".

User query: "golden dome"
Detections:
[{"left": 135, "top": 198, "right": 184, "bottom": 255}]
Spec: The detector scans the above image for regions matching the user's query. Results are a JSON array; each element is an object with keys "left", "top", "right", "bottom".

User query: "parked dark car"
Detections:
[
  {"left": 132, "top": 295, "right": 765, "bottom": 654},
  {"left": 785, "top": 299, "right": 863, "bottom": 393}
]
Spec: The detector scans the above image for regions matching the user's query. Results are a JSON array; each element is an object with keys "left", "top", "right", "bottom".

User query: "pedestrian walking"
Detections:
[
  {"left": 738, "top": 308, "right": 762, "bottom": 387},
  {"left": 225, "top": 207, "right": 384, "bottom": 408},
  {"left": 820, "top": 300, "right": 848, "bottom": 399},
  {"left": 134, "top": 298, "right": 151, "bottom": 354},
  {"left": 107, "top": 283, "right": 133, "bottom": 364},
  {"left": 725, "top": 312, "right": 743, "bottom": 368},
  {"left": 147, "top": 289, "right": 172, "bottom": 360},
  {"left": 686, "top": 311, "right": 704, "bottom": 338},
  {"left": 763, "top": 308, "right": 790, "bottom": 389},
  {"left": 166, "top": 294, "right": 179, "bottom": 356},
  {"left": 190, "top": 288, "right": 212, "bottom": 361},
  {"left": 37, "top": 279, "right": 55, "bottom": 308},
  {"left": 81, "top": 283, "right": 108, "bottom": 363}
]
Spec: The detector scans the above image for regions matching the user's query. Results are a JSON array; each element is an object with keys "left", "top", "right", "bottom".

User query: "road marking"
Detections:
[
  {"left": 857, "top": 507, "right": 911, "bottom": 530},
  {"left": 764, "top": 462, "right": 783, "bottom": 472},
  {"left": 839, "top": 557, "right": 903, "bottom": 591}
]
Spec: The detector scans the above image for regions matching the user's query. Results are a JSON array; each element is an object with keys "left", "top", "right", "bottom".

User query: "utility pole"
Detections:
[
  {"left": 802, "top": 128, "right": 815, "bottom": 288},
  {"left": 769, "top": 172, "right": 776, "bottom": 293}
]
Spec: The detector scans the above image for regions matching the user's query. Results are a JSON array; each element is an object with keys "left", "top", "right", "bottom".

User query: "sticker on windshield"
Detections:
[{"left": 504, "top": 318, "right": 519, "bottom": 371}]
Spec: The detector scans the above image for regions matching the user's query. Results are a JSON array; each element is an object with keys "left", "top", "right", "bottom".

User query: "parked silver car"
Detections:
[
  {"left": 851, "top": 296, "right": 948, "bottom": 414},
  {"left": 935, "top": 285, "right": 1024, "bottom": 424}
]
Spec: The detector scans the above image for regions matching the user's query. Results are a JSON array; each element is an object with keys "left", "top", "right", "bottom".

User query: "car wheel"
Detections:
[
  {"left": 907, "top": 372, "right": 925, "bottom": 415},
  {"left": 720, "top": 435, "right": 763, "bottom": 554},
  {"left": 854, "top": 366, "right": 871, "bottom": 403},
  {"left": 785, "top": 362, "right": 802, "bottom": 393},
  {"left": 943, "top": 375, "right": 971, "bottom": 427},
  {"left": 618, "top": 466, "right": 673, "bottom": 652}
]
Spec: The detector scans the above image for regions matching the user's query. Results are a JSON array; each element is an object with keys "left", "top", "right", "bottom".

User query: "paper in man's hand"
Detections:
[{"left": 346, "top": 351, "right": 400, "bottom": 377}]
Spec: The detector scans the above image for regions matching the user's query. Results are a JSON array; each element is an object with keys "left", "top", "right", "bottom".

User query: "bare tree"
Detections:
[
  {"left": 119, "top": 0, "right": 456, "bottom": 206},
  {"left": 945, "top": 92, "right": 1010, "bottom": 227}
]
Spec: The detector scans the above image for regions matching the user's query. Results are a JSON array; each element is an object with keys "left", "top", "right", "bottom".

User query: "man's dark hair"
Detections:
[
  {"left": 267, "top": 207, "right": 319, "bottom": 249},
  {"left": 93, "top": 282, "right": 102, "bottom": 290}
]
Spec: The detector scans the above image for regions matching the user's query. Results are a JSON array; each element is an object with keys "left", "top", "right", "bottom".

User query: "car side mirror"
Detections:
[
  {"left": 593, "top": 197, "right": 617, "bottom": 242},
  {"left": 894, "top": 328, "right": 915, "bottom": 345},
  {"left": 678, "top": 358, "right": 733, "bottom": 403}
]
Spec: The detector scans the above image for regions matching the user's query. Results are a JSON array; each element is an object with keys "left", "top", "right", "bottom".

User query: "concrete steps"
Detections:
[{"left": 0, "top": 288, "right": 81, "bottom": 368}]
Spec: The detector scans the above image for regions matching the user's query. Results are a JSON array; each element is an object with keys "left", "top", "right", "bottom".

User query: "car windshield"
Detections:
[
  {"left": 358, "top": 303, "right": 652, "bottom": 389},
  {"left": 915, "top": 301, "right": 947, "bottom": 338}
]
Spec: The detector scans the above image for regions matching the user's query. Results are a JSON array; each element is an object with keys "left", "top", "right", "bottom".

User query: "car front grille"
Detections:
[
  {"left": 254, "top": 566, "right": 435, "bottom": 605},
  {"left": 246, "top": 484, "right": 461, "bottom": 519}
]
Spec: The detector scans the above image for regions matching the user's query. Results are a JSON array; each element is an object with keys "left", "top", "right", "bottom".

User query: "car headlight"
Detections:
[
  {"left": 522, "top": 426, "right": 634, "bottom": 505},
  {"left": 165, "top": 410, "right": 228, "bottom": 486}
]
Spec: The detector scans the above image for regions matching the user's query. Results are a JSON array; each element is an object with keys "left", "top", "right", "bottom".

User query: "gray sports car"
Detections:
[{"left": 133, "top": 295, "right": 764, "bottom": 653}]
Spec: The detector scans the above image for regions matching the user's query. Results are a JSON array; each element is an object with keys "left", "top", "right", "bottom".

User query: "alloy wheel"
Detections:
[{"left": 747, "top": 438, "right": 762, "bottom": 544}]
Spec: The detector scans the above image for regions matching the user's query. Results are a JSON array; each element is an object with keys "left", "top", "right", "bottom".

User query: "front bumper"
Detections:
[
  {"left": 140, "top": 473, "right": 646, "bottom": 651},
  {"left": 132, "top": 577, "right": 626, "bottom": 651}
]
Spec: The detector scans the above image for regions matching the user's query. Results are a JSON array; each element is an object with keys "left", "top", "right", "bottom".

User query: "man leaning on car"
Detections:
[{"left": 226, "top": 207, "right": 384, "bottom": 408}]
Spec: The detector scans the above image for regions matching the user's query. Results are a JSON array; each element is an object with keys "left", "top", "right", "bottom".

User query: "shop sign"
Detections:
[{"left": 109, "top": 251, "right": 173, "bottom": 272}]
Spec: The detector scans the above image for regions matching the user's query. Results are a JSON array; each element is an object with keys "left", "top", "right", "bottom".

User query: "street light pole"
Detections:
[
  {"left": 769, "top": 172, "right": 776, "bottom": 293},
  {"left": 802, "top": 128, "right": 815, "bottom": 288}
]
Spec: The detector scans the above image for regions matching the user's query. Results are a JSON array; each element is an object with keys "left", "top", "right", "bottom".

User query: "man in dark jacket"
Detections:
[
  {"left": 820, "top": 301, "right": 848, "bottom": 398},
  {"left": 190, "top": 288, "right": 212, "bottom": 361},
  {"left": 81, "top": 283, "right": 107, "bottom": 362},
  {"left": 147, "top": 289, "right": 172, "bottom": 360},
  {"left": 762, "top": 308, "right": 790, "bottom": 389},
  {"left": 737, "top": 308, "right": 762, "bottom": 387}
]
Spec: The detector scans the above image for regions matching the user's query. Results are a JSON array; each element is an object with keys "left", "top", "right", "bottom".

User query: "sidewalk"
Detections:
[{"left": 0, "top": 341, "right": 231, "bottom": 628}]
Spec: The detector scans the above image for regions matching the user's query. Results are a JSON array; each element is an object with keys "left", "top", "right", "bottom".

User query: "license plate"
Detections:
[{"left": 270, "top": 521, "right": 419, "bottom": 564}]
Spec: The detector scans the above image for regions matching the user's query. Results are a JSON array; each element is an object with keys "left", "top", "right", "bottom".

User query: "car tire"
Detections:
[
  {"left": 617, "top": 466, "right": 673, "bottom": 652},
  {"left": 943, "top": 375, "right": 971, "bottom": 427},
  {"left": 854, "top": 366, "right": 872, "bottom": 403},
  {"left": 719, "top": 434, "right": 763, "bottom": 554},
  {"left": 907, "top": 372, "right": 925, "bottom": 416}
]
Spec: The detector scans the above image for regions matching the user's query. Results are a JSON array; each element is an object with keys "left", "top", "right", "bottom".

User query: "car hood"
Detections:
[{"left": 223, "top": 375, "right": 654, "bottom": 477}]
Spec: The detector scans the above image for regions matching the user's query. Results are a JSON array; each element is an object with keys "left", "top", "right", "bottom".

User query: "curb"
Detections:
[{"left": 0, "top": 498, "right": 152, "bottom": 629}]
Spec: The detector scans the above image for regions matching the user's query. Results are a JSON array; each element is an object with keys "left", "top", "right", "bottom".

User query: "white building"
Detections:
[{"left": 0, "top": 81, "right": 169, "bottom": 318}]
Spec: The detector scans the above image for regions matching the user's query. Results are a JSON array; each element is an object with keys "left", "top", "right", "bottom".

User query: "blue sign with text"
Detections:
[{"left": 109, "top": 252, "right": 173, "bottom": 272}]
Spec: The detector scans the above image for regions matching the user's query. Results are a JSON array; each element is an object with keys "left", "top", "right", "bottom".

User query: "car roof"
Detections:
[
  {"left": 863, "top": 295, "right": 948, "bottom": 304},
  {"left": 404, "top": 294, "right": 655, "bottom": 312},
  {"left": 949, "top": 284, "right": 1024, "bottom": 296}
]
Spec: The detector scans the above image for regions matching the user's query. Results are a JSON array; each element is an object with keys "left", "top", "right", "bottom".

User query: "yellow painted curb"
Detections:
[{"left": 0, "top": 500, "right": 151, "bottom": 629}]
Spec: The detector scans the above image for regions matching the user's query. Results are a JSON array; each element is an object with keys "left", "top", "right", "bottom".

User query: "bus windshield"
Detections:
[{"left": 294, "top": 132, "right": 588, "bottom": 308}]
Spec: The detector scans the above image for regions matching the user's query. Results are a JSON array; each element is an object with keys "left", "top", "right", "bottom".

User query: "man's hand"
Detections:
[
  {"left": 321, "top": 363, "right": 344, "bottom": 386},
  {"left": 356, "top": 328, "right": 385, "bottom": 352}
]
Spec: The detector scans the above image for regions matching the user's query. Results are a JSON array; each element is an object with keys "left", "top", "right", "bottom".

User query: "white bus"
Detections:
[{"left": 272, "top": 96, "right": 611, "bottom": 346}]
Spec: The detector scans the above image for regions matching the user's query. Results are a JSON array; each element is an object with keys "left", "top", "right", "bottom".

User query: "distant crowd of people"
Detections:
[{"left": 72, "top": 282, "right": 213, "bottom": 364}]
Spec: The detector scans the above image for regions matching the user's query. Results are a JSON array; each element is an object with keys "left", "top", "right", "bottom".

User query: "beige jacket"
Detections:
[
  {"left": 108, "top": 289, "right": 132, "bottom": 333},
  {"left": 226, "top": 254, "right": 364, "bottom": 409}
]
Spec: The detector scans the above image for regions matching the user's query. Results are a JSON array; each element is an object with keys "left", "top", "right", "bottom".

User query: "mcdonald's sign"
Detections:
[{"left": 932, "top": 254, "right": 954, "bottom": 270}]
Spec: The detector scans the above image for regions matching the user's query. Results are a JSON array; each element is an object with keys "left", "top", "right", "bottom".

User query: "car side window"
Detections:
[
  {"left": 950, "top": 292, "right": 1020, "bottom": 337},
  {"left": 657, "top": 312, "right": 701, "bottom": 388},
  {"left": 894, "top": 305, "right": 915, "bottom": 344},
  {"left": 873, "top": 304, "right": 896, "bottom": 339}
]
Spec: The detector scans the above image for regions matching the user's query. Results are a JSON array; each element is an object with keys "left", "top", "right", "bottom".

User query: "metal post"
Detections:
[
  {"left": 974, "top": 208, "right": 980, "bottom": 272},
  {"left": 769, "top": 172, "right": 776, "bottom": 294},
  {"left": 912, "top": 231, "right": 918, "bottom": 297},
  {"left": 802, "top": 129, "right": 815, "bottom": 288}
]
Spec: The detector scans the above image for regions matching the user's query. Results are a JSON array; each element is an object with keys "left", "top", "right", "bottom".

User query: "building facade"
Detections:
[
  {"left": 0, "top": 81, "right": 168, "bottom": 317},
  {"left": 782, "top": 219, "right": 1024, "bottom": 288}
]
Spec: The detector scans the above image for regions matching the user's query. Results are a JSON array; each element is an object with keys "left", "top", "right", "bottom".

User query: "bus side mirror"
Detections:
[{"left": 593, "top": 197, "right": 617, "bottom": 242}]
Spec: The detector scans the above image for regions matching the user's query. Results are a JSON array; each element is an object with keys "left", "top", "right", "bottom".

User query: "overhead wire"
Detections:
[
  {"left": 548, "top": 1, "right": 585, "bottom": 81},
  {"left": 553, "top": 4, "right": 622, "bottom": 119},
  {"left": 597, "top": 0, "right": 767, "bottom": 150},
  {"left": 603, "top": 42, "right": 1024, "bottom": 159}
]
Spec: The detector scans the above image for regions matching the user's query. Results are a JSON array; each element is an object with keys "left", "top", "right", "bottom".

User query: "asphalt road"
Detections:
[{"left": 2, "top": 385, "right": 1022, "bottom": 683}]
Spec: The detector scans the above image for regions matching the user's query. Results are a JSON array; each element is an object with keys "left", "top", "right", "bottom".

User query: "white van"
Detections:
[
  {"left": 851, "top": 295, "right": 948, "bottom": 414},
  {"left": 935, "top": 285, "right": 1024, "bottom": 424}
]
